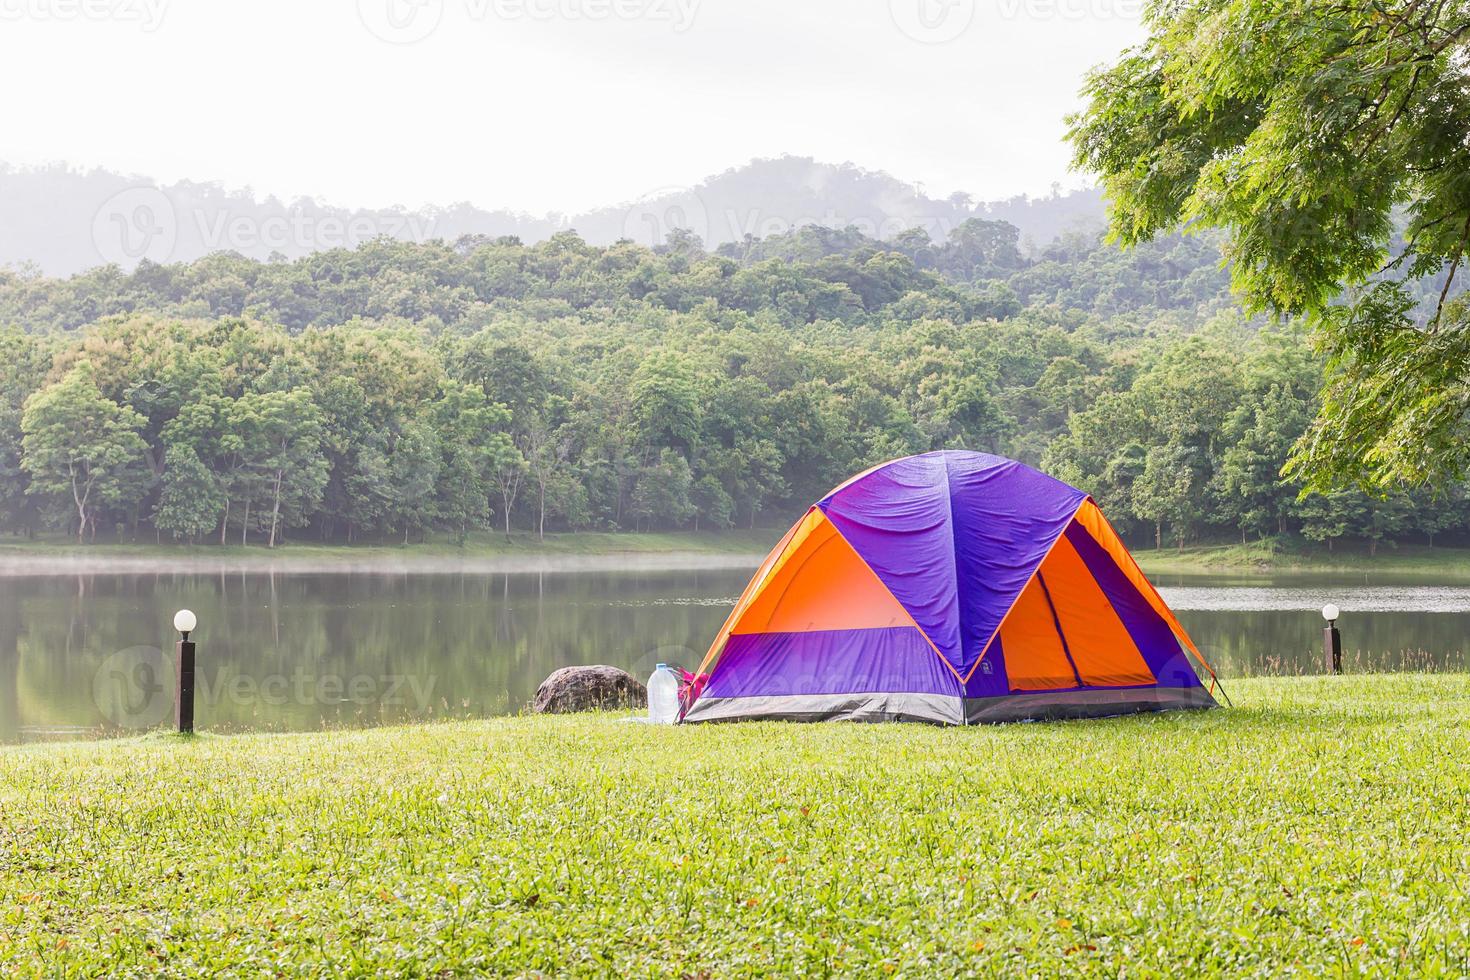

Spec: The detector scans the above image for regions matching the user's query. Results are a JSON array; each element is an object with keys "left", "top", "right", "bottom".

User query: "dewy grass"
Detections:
[{"left": 3, "top": 676, "right": 1469, "bottom": 975}]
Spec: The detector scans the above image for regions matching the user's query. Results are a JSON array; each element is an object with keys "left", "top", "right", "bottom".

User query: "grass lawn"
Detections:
[
  {"left": 1133, "top": 538, "right": 1470, "bottom": 577},
  {"left": 4, "top": 676, "right": 1469, "bottom": 975}
]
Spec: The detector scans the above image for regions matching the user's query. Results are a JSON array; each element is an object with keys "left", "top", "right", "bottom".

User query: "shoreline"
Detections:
[
  {"left": 0, "top": 531, "right": 775, "bottom": 576},
  {"left": 1, "top": 532, "right": 1469, "bottom": 578},
  {"left": 0, "top": 551, "right": 768, "bottom": 577}
]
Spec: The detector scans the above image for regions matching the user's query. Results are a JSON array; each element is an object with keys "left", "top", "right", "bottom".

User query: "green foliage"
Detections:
[
  {"left": 0, "top": 214, "right": 1242, "bottom": 338},
  {"left": 1043, "top": 323, "right": 1466, "bottom": 548},
  {"left": 221, "top": 389, "right": 329, "bottom": 548},
  {"left": 1069, "top": 0, "right": 1470, "bottom": 490},
  {"left": 1132, "top": 444, "right": 1197, "bottom": 550},
  {"left": 1294, "top": 290, "right": 1470, "bottom": 488},
  {"left": 153, "top": 446, "right": 225, "bottom": 540},
  {"left": 691, "top": 473, "right": 735, "bottom": 530},
  {"left": 0, "top": 328, "right": 52, "bottom": 532},
  {"left": 4, "top": 677, "right": 1470, "bottom": 974},
  {"left": 630, "top": 352, "right": 701, "bottom": 458},
  {"left": 1214, "top": 384, "right": 1310, "bottom": 541},
  {"left": 629, "top": 449, "right": 696, "bottom": 531},
  {"left": 2, "top": 224, "right": 1469, "bottom": 550},
  {"left": 20, "top": 364, "right": 149, "bottom": 541},
  {"left": 432, "top": 382, "right": 517, "bottom": 541}
]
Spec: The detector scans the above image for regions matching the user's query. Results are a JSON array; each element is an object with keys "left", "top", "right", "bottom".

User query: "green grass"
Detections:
[
  {"left": 1135, "top": 538, "right": 1470, "bottom": 577},
  {"left": 4, "top": 676, "right": 1470, "bottom": 975}
]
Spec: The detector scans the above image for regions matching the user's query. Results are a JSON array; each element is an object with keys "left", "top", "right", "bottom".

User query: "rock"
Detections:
[{"left": 533, "top": 665, "right": 647, "bottom": 714}]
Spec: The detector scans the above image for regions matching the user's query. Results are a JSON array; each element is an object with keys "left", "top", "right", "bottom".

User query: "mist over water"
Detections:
[{"left": 3, "top": 567, "right": 1465, "bottom": 743}]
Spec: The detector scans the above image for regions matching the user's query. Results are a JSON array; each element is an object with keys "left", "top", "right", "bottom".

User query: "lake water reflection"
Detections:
[{"left": 2, "top": 565, "right": 1466, "bottom": 742}]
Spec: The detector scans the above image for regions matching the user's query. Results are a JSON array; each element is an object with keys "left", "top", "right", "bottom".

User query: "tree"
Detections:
[
  {"left": 489, "top": 450, "right": 527, "bottom": 540},
  {"left": 628, "top": 450, "right": 695, "bottom": 531},
  {"left": 1131, "top": 444, "right": 1196, "bottom": 550},
  {"left": 259, "top": 392, "right": 328, "bottom": 548},
  {"left": 936, "top": 218, "right": 1024, "bottom": 280},
  {"left": 154, "top": 446, "right": 226, "bottom": 541},
  {"left": 1414, "top": 487, "right": 1470, "bottom": 549},
  {"left": 384, "top": 419, "right": 441, "bottom": 544},
  {"left": 316, "top": 376, "right": 382, "bottom": 542},
  {"left": 454, "top": 338, "right": 548, "bottom": 434},
  {"left": 223, "top": 391, "right": 328, "bottom": 548},
  {"left": 1069, "top": 0, "right": 1470, "bottom": 490},
  {"left": 21, "top": 365, "right": 149, "bottom": 541},
  {"left": 1214, "top": 385, "right": 1311, "bottom": 541},
  {"left": 630, "top": 352, "right": 701, "bottom": 459},
  {"left": 710, "top": 437, "right": 787, "bottom": 531},
  {"left": 522, "top": 414, "right": 575, "bottom": 541},
  {"left": 1298, "top": 492, "right": 1366, "bottom": 554},
  {"left": 925, "top": 376, "right": 1014, "bottom": 453},
  {"left": 432, "top": 382, "right": 516, "bottom": 543},
  {"left": 0, "top": 401, "right": 26, "bottom": 534},
  {"left": 164, "top": 394, "right": 240, "bottom": 544},
  {"left": 0, "top": 329, "right": 49, "bottom": 535},
  {"left": 1042, "top": 391, "right": 1149, "bottom": 529},
  {"left": 690, "top": 474, "right": 734, "bottom": 531},
  {"left": 3, "top": 206, "right": 1460, "bottom": 556},
  {"left": 1360, "top": 495, "right": 1411, "bottom": 557}
]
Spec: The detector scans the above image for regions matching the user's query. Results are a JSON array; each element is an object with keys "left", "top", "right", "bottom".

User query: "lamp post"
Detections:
[
  {"left": 173, "top": 609, "right": 197, "bottom": 734},
  {"left": 1322, "top": 604, "right": 1342, "bottom": 675}
]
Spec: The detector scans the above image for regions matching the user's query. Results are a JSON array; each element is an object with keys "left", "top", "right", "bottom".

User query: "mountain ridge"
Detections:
[{"left": 0, "top": 156, "right": 1106, "bottom": 277}]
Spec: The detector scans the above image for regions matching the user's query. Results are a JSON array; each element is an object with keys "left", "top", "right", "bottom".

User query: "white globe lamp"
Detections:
[{"left": 173, "top": 609, "right": 198, "bottom": 637}]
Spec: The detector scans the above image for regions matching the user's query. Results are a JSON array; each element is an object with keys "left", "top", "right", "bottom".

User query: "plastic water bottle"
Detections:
[{"left": 647, "top": 664, "right": 680, "bottom": 724}]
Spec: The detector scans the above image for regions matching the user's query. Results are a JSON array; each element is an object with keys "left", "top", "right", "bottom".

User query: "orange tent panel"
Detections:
[
  {"left": 1071, "top": 499, "right": 1216, "bottom": 679},
  {"left": 733, "top": 512, "right": 914, "bottom": 635},
  {"left": 694, "top": 508, "right": 816, "bottom": 674},
  {"left": 998, "top": 574, "right": 1081, "bottom": 691},
  {"left": 1039, "top": 534, "right": 1156, "bottom": 687}
]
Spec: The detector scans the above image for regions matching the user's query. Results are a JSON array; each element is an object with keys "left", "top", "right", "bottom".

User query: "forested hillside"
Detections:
[{"left": 1, "top": 219, "right": 1464, "bottom": 550}]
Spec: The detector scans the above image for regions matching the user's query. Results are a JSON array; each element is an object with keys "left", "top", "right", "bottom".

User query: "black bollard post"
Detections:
[
  {"left": 175, "top": 633, "right": 196, "bottom": 733},
  {"left": 1321, "top": 604, "right": 1342, "bottom": 675},
  {"left": 1323, "top": 624, "right": 1342, "bottom": 675},
  {"left": 172, "top": 609, "right": 198, "bottom": 734}
]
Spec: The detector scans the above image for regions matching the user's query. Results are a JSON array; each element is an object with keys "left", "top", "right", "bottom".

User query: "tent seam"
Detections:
[
  {"left": 961, "top": 497, "right": 1089, "bottom": 684},
  {"left": 823, "top": 516, "right": 966, "bottom": 687},
  {"left": 1085, "top": 502, "right": 1220, "bottom": 680},
  {"left": 1036, "top": 571, "right": 1085, "bottom": 687},
  {"left": 694, "top": 508, "right": 811, "bottom": 676},
  {"left": 736, "top": 522, "right": 864, "bottom": 634},
  {"left": 941, "top": 453, "right": 964, "bottom": 678}
]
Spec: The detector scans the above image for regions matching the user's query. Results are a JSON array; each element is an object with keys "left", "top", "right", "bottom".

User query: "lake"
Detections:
[{"left": 2, "top": 561, "right": 1467, "bottom": 742}]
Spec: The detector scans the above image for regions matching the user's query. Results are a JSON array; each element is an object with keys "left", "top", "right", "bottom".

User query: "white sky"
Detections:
[{"left": 0, "top": 0, "right": 1144, "bottom": 214}]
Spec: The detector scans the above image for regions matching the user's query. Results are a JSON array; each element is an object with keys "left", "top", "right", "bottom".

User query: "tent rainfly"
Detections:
[{"left": 683, "top": 451, "right": 1221, "bottom": 725}]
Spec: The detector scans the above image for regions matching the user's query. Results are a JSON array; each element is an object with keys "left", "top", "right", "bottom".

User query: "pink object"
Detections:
[{"left": 677, "top": 669, "right": 710, "bottom": 718}]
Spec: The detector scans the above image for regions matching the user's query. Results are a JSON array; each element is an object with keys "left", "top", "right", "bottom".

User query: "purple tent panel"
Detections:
[
  {"left": 702, "top": 627, "right": 961, "bottom": 699},
  {"left": 1064, "top": 523, "right": 1203, "bottom": 689},
  {"left": 819, "top": 452, "right": 1086, "bottom": 676}
]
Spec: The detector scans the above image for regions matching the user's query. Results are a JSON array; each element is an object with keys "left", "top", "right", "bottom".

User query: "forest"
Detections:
[{"left": 0, "top": 219, "right": 1464, "bottom": 550}]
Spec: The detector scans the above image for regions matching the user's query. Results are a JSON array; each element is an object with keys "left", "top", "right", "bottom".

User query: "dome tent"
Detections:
[{"left": 683, "top": 451, "right": 1220, "bottom": 725}]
